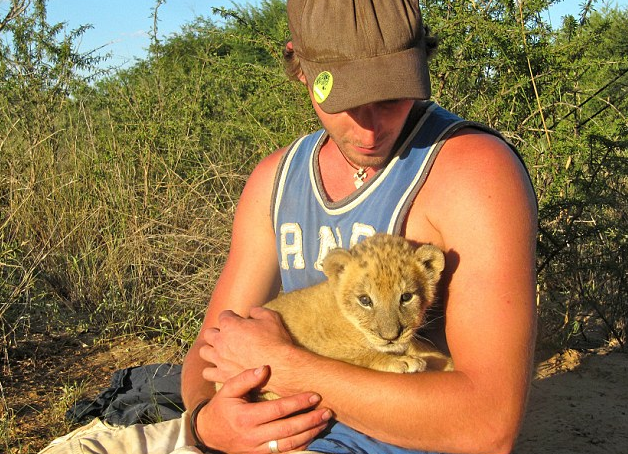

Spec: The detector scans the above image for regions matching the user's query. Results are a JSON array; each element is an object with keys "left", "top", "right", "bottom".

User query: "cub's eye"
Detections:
[
  {"left": 358, "top": 295, "right": 373, "bottom": 308},
  {"left": 400, "top": 293, "right": 414, "bottom": 304}
]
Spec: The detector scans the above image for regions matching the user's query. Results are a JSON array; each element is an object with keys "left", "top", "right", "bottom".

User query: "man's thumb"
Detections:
[{"left": 218, "top": 366, "right": 269, "bottom": 398}]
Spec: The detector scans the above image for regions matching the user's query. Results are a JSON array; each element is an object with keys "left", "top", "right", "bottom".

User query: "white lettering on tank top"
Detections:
[
  {"left": 349, "top": 223, "right": 376, "bottom": 247},
  {"left": 315, "top": 226, "right": 343, "bottom": 271},
  {"left": 280, "top": 223, "right": 305, "bottom": 270},
  {"left": 280, "top": 222, "right": 376, "bottom": 271}
]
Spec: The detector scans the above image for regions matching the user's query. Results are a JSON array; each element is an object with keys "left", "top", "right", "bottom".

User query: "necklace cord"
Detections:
[{"left": 336, "top": 147, "right": 369, "bottom": 189}]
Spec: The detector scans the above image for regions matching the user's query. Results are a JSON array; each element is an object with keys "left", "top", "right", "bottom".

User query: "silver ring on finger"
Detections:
[{"left": 268, "top": 439, "right": 280, "bottom": 453}]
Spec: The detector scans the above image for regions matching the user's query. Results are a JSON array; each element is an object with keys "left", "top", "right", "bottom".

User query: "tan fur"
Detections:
[
  {"left": 216, "top": 234, "right": 453, "bottom": 400},
  {"left": 267, "top": 234, "right": 452, "bottom": 392}
]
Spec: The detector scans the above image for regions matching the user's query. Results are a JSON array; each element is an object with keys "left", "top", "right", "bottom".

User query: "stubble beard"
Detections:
[{"left": 337, "top": 142, "right": 395, "bottom": 170}]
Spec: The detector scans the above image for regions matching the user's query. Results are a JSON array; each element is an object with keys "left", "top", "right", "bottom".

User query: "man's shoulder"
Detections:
[
  {"left": 440, "top": 126, "right": 521, "bottom": 171},
  {"left": 419, "top": 125, "right": 536, "bottom": 221}
]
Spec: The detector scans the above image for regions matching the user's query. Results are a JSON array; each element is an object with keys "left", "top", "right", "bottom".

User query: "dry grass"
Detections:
[{"left": 0, "top": 100, "right": 248, "bottom": 451}]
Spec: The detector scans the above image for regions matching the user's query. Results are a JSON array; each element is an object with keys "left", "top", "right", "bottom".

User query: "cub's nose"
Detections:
[{"left": 378, "top": 324, "right": 403, "bottom": 342}]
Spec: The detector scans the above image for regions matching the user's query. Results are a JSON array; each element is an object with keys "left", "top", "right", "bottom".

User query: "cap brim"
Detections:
[{"left": 300, "top": 46, "right": 431, "bottom": 114}]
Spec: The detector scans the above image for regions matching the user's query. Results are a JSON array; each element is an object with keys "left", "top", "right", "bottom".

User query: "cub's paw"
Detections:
[{"left": 383, "top": 355, "right": 428, "bottom": 373}]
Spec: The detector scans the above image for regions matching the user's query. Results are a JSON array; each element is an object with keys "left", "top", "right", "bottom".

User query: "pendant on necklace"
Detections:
[{"left": 354, "top": 168, "right": 368, "bottom": 189}]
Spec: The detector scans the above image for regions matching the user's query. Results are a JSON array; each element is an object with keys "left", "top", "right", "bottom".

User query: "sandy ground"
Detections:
[
  {"left": 4, "top": 331, "right": 627, "bottom": 454},
  {"left": 514, "top": 348, "right": 628, "bottom": 454}
]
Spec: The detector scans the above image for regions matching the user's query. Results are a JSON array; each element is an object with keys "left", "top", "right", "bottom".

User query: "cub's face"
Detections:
[{"left": 322, "top": 234, "right": 445, "bottom": 354}]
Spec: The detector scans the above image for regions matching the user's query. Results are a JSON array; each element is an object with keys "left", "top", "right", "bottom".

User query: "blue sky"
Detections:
[
  {"left": 2, "top": 0, "right": 627, "bottom": 71},
  {"left": 44, "top": 0, "right": 237, "bottom": 69}
]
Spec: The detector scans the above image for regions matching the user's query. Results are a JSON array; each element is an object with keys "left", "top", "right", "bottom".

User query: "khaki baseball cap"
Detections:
[{"left": 287, "top": 0, "right": 432, "bottom": 114}]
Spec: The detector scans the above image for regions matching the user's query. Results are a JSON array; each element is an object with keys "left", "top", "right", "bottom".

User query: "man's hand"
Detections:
[
  {"left": 201, "top": 308, "right": 295, "bottom": 387},
  {"left": 196, "top": 366, "right": 331, "bottom": 454}
]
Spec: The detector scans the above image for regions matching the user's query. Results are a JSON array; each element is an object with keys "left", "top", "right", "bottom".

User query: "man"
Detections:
[{"left": 182, "top": 1, "right": 537, "bottom": 454}]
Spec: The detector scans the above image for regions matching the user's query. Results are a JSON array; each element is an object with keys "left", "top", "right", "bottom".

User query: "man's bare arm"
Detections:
[{"left": 181, "top": 148, "right": 332, "bottom": 454}]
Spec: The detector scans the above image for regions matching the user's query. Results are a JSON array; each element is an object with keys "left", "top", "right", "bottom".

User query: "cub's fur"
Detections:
[{"left": 265, "top": 234, "right": 452, "bottom": 377}]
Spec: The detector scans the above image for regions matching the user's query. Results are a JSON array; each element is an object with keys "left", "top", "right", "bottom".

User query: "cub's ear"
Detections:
[
  {"left": 321, "top": 248, "right": 352, "bottom": 279},
  {"left": 414, "top": 244, "right": 446, "bottom": 281}
]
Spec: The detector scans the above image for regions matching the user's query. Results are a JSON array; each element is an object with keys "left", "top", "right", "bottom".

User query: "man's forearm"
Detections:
[
  {"left": 181, "top": 340, "right": 216, "bottom": 411},
  {"left": 268, "top": 346, "right": 528, "bottom": 454}
]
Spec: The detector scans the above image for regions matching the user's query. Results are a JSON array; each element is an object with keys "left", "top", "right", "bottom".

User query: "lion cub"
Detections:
[{"left": 264, "top": 234, "right": 452, "bottom": 377}]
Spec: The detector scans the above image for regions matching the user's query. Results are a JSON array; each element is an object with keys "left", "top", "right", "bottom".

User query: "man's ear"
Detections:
[
  {"left": 321, "top": 248, "right": 352, "bottom": 280},
  {"left": 286, "top": 41, "right": 308, "bottom": 85}
]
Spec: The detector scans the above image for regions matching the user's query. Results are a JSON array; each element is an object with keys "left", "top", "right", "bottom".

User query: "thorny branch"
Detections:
[{"left": 0, "top": 0, "right": 29, "bottom": 33}]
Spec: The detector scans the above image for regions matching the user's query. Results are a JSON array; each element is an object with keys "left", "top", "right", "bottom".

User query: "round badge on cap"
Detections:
[{"left": 313, "top": 71, "right": 333, "bottom": 104}]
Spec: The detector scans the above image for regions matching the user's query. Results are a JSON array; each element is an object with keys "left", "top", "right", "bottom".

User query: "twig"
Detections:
[
  {"left": 0, "top": 0, "right": 29, "bottom": 33},
  {"left": 550, "top": 67, "right": 628, "bottom": 130},
  {"left": 518, "top": 1, "right": 551, "bottom": 148}
]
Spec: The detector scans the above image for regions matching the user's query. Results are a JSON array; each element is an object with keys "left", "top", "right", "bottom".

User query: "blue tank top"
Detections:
[{"left": 272, "top": 102, "right": 497, "bottom": 293}]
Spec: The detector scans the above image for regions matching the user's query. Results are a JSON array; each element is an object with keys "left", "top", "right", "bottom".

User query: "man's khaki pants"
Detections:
[
  {"left": 39, "top": 412, "right": 200, "bottom": 454},
  {"left": 39, "top": 412, "right": 316, "bottom": 454}
]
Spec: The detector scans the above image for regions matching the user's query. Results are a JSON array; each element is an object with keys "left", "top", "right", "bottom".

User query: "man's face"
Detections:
[{"left": 310, "top": 94, "right": 415, "bottom": 169}]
